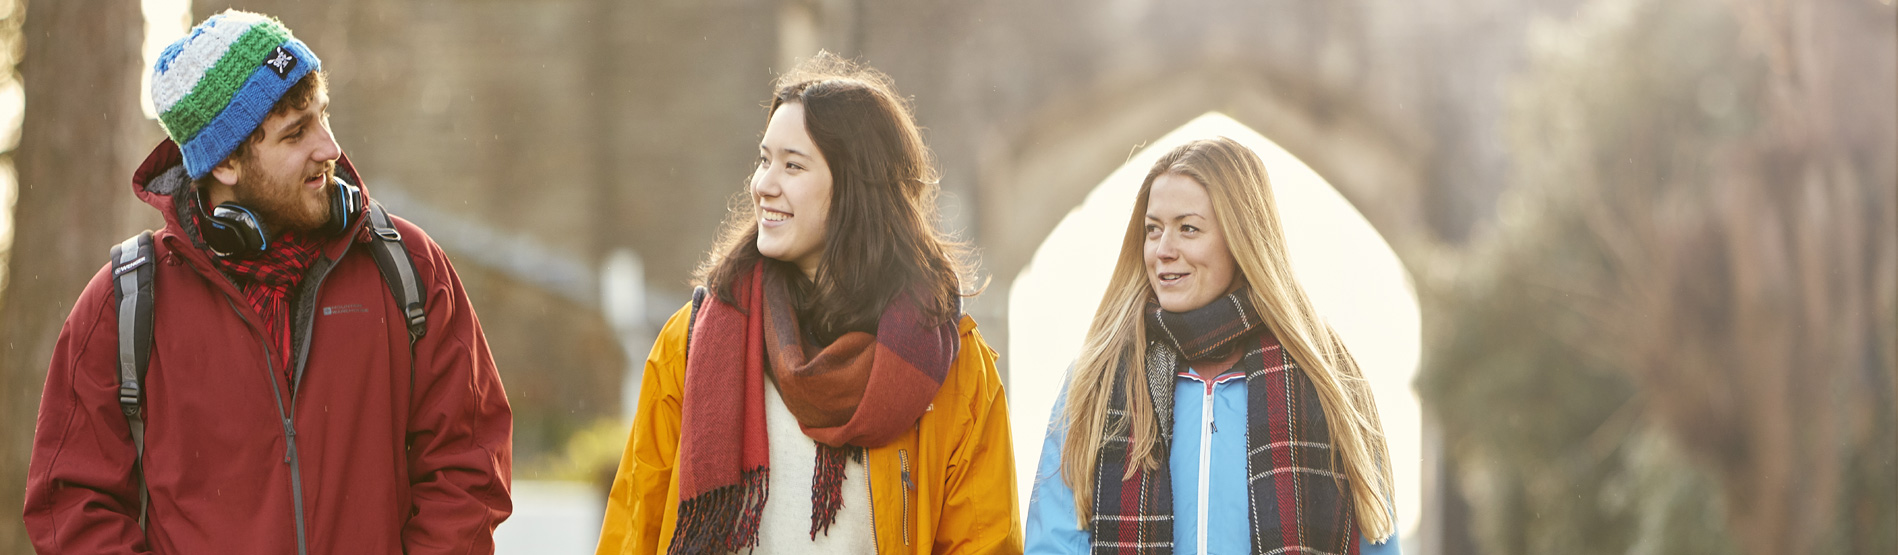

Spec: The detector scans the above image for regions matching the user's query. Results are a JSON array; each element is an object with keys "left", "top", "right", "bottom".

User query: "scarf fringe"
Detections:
[
  {"left": 807, "top": 443, "right": 861, "bottom": 539},
  {"left": 669, "top": 467, "right": 769, "bottom": 555}
]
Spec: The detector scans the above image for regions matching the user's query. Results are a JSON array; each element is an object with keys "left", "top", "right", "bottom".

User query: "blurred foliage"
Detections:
[
  {"left": 519, "top": 417, "right": 631, "bottom": 495},
  {"left": 1418, "top": 0, "right": 1896, "bottom": 553}
]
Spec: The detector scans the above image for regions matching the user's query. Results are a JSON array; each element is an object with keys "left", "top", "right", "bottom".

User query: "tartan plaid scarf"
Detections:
[
  {"left": 671, "top": 261, "right": 959, "bottom": 554},
  {"left": 208, "top": 227, "right": 322, "bottom": 386},
  {"left": 1090, "top": 288, "right": 1358, "bottom": 555}
]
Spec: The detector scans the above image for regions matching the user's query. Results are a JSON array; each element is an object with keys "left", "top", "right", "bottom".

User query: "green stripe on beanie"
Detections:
[
  {"left": 177, "top": 39, "right": 318, "bottom": 179},
  {"left": 157, "top": 21, "right": 291, "bottom": 144},
  {"left": 150, "top": 10, "right": 323, "bottom": 179}
]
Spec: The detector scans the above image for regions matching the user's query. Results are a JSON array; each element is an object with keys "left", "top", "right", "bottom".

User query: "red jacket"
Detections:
[{"left": 24, "top": 141, "right": 513, "bottom": 554}]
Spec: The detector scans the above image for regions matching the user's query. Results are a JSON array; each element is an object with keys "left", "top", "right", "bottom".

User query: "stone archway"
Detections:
[
  {"left": 972, "top": 61, "right": 1437, "bottom": 294},
  {"left": 965, "top": 62, "right": 1441, "bottom": 393}
]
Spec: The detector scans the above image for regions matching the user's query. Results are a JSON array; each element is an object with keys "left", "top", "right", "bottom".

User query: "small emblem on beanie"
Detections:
[{"left": 264, "top": 46, "right": 298, "bottom": 78}]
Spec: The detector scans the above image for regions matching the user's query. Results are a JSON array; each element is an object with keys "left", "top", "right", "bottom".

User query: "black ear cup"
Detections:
[
  {"left": 324, "top": 179, "right": 363, "bottom": 238},
  {"left": 202, "top": 203, "right": 269, "bottom": 259},
  {"left": 201, "top": 178, "right": 360, "bottom": 258}
]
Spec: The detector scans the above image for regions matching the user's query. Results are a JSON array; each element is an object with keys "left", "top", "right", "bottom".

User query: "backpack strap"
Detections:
[
  {"left": 686, "top": 286, "right": 706, "bottom": 357},
  {"left": 109, "top": 231, "right": 155, "bottom": 528},
  {"left": 362, "top": 200, "right": 427, "bottom": 397},
  {"left": 364, "top": 200, "right": 426, "bottom": 346}
]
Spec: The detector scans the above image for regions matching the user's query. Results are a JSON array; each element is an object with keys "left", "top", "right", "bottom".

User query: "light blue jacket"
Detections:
[{"left": 1025, "top": 368, "right": 1402, "bottom": 555}]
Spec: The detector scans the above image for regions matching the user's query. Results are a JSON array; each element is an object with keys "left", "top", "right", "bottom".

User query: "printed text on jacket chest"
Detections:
[{"left": 322, "top": 303, "right": 370, "bottom": 316}]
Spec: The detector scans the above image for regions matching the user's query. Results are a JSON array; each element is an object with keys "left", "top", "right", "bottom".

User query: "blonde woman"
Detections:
[{"left": 1024, "top": 138, "right": 1400, "bottom": 554}]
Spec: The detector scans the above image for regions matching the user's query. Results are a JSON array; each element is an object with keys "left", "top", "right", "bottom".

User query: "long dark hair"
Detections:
[{"left": 696, "top": 52, "right": 971, "bottom": 340}]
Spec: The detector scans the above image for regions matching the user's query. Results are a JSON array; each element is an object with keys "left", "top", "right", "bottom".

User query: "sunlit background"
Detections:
[{"left": 0, "top": 1, "right": 1889, "bottom": 554}]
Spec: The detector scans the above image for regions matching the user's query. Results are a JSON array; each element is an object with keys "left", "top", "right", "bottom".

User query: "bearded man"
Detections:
[{"left": 23, "top": 11, "right": 512, "bottom": 554}]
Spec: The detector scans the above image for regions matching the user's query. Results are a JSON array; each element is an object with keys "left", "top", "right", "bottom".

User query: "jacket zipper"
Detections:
[
  {"left": 863, "top": 454, "right": 880, "bottom": 555},
  {"left": 222, "top": 297, "right": 309, "bottom": 555},
  {"left": 1198, "top": 377, "right": 1214, "bottom": 555},
  {"left": 1181, "top": 369, "right": 1245, "bottom": 555},
  {"left": 290, "top": 244, "right": 348, "bottom": 390},
  {"left": 278, "top": 245, "right": 350, "bottom": 555},
  {"left": 899, "top": 449, "right": 912, "bottom": 547},
  {"left": 207, "top": 237, "right": 350, "bottom": 555}
]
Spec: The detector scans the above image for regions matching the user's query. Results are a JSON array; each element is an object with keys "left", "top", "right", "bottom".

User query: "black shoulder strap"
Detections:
[
  {"left": 363, "top": 200, "right": 427, "bottom": 396},
  {"left": 686, "top": 286, "right": 706, "bottom": 357},
  {"left": 109, "top": 231, "right": 155, "bottom": 528},
  {"left": 364, "top": 200, "right": 426, "bottom": 346}
]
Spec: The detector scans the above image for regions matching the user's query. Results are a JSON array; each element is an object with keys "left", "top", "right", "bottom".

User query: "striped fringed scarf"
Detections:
[
  {"left": 1090, "top": 288, "right": 1358, "bottom": 555},
  {"left": 672, "top": 261, "right": 959, "bottom": 554}
]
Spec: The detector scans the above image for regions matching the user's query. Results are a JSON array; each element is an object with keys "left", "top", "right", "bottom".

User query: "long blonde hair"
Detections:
[{"left": 1057, "top": 137, "right": 1396, "bottom": 539}]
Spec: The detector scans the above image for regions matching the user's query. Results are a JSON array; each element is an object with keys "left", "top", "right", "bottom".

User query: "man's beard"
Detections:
[{"left": 233, "top": 159, "right": 336, "bottom": 234}]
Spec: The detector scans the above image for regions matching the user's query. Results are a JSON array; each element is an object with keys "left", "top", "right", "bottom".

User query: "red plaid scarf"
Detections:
[
  {"left": 1090, "top": 288, "right": 1358, "bottom": 555},
  {"left": 671, "top": 261, "right": 959, "bottom": 554},
  {"left": 208, "top": 228, "right": 322, "bottom": 386}
]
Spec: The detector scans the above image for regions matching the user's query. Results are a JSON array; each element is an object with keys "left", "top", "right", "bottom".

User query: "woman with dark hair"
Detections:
[
  {"left": 1024, "top": 138, "right": 1401, "bottom": 554},
  {"left": 597, "top": 53, "right": 1022, "bottom": 555}
]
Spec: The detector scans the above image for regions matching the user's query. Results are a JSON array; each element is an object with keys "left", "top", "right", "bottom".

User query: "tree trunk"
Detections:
[{"left": 0, "top": 0, "right": 149, "bottom": 551}]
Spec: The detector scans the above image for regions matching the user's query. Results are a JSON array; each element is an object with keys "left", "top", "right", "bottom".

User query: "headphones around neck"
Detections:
[{"left": 201, "top": 177, "right": 363, "bottom": 259}]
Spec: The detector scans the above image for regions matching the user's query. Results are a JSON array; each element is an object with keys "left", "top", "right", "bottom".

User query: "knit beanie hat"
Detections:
[{"left": 151, "top": 10, "right": 322, "bottom": 180}]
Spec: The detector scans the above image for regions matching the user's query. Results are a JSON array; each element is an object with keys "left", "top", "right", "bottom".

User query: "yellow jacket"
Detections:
[{"left": 597, "top": 301, "right": 1024, "bottom": 554}]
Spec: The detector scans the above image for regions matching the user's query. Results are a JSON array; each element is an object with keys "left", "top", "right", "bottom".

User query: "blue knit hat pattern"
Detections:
[{"left": 150, "top": 10, "right": 322, "bottom": 180}]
